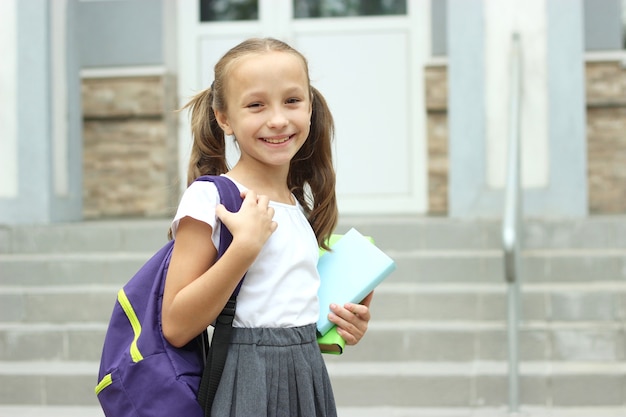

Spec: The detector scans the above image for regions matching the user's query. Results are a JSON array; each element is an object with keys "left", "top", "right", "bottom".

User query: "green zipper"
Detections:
[
  {"left": 117, "top": 288, "right": 144, "bottom": 363},
  {"left": 95, "top": 373, "right": 112, "bottom": 395}
]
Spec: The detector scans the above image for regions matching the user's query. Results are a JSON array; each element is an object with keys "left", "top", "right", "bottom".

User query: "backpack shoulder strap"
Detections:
[
  {"left": 193, "top": 175, "right": 242, "bottom": 260},
  {"left": 192, "top": 175, "right": 245, "bottom": 416}
]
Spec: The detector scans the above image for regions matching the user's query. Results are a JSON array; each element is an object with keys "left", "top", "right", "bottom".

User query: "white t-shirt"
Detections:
[{"left": 170, "top": 176, "right": 320, "bottom": 328}]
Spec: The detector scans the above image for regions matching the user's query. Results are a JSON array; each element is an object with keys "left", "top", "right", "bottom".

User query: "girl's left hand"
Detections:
[{"left": 328, "top": 291, "right": 374, "bottom": 345}]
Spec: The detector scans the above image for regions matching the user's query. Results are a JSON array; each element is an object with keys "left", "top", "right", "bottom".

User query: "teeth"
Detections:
[{"left": 264, "top": 137, "right": 289, "bottom": 144}]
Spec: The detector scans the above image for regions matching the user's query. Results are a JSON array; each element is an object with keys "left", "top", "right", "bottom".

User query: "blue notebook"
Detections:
[{"left": 316, "top": 228, "right": 396, "bottom": 336}]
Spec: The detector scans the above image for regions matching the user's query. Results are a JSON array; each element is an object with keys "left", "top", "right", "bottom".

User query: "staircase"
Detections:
[
  {"left": 1, "top": 216, "right": 626, "bottom": 416},
  {"left": 330, "top": 216, "right": 626, "bottom": 414}
]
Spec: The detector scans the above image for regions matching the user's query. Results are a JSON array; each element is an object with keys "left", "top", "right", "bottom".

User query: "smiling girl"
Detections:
[{"left": 161, "top": 38, "right": 373, "bottom": 417}]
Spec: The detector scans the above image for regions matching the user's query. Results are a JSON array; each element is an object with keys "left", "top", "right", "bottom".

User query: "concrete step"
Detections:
[
  {"left": 0, "top": 322, "right": 106, "bottom": 362},
  {"left": 0, "top": 220, "right": 170, "bottom": 255},
  {"left": 372, "top": 281, "right": 626, "bottom": 322},
  {"left": 0, "top": 361, "right": 99, "bottom": 406},
  {"left": 0, "top": 281, "right": 626, "bottom": 323},
  {"left": 3, "top": 281, "right": 626, "bottom": 324},
  {"left": 3, "top": 248, "right": 626, "bottom": 287},
  {"left": 0, "top": 285, "right": 118, "bottom": 323},
  {"left": 2, "top": 360, "right": 625, "bottom": 408},
  {"left": 2, "top": 319, "right": 624, "bottom": 363},
  {"left": 338, "top": 215, "right": 626, "bottom": 251},
  {"left": 2, "top": 280, "right": 626, "bottom": 364},
  {"left": 0, "top": 252, "right": 155, "bottom": 286},
  {"left": 0, "top": 406, "right": 104, "bottom": 417},
  {"left": 327, "top": 361, "right": 626, "bottom": 408},
  {"left": 1, "top": 217, "right": 501, "bottom": 254},
  {"left": 3, "top": 216, "right": 626, "bottom": 256},
  {"left": 2, "top": 319, "right": 622, "bottom": 363},
  {"left": 343, "top": 320, "right": 626, "bottom": 363},
  {"left": 4, "top": 406, "right": 626, "bottom": 417}
]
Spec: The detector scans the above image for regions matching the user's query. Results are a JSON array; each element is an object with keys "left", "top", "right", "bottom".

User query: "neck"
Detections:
[{"left": 227, "top": 163, "right": 293, "bottom": 204}]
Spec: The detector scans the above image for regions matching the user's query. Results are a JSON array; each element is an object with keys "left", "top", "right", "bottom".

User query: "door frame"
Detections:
[{"left": 176, "top": 0, "right": 431, "bottom": 214}]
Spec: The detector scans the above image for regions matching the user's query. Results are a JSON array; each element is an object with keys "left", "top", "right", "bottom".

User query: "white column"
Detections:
[
  {"left": 0, "top": 0, "right": 18, "bottom": 198},
  {"left": 51, "top": 0, "right": 69, "bottom": 196},
  {"left": 0, "top": 0, "right": 83, "bottom": 224},
  {"left": 484, "top": 0, "right": 549, "bottom": 189}
]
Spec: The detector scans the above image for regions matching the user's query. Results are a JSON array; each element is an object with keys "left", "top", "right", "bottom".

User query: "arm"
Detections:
[
  {"left": 327, "top": 291, "right": 373, "bottom": 345},
  {"left": 162, "top": 190, "right": 277, "bottom": 347}
]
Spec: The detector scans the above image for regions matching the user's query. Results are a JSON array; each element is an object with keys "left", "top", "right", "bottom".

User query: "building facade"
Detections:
[{"left": 1, "top": 0, "right": 625, "bottom": 224}]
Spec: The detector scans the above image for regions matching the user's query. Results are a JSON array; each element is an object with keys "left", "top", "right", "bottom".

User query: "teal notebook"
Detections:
[{"left": 316, "top": 228, "right": 396, "bottom": 340}]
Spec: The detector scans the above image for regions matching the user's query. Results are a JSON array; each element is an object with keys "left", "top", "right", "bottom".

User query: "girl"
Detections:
[{"left": 161, "top": 37, "right": 373, "bottom": 417}]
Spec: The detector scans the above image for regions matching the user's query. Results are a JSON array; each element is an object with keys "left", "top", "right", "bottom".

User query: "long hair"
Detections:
[{"left": 181, "top": 38, "right": 337, "bottom": 249}]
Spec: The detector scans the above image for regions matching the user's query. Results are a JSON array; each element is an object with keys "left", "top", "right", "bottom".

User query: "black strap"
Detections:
[
  {"left": 198, "top": 298, "right": 237, "bottom": 416},
  {"left": 193, "top": 176, "right": 245, "bottom": 416}
]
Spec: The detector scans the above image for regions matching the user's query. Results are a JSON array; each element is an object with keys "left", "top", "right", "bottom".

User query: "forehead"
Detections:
[{"left": 226, "top": 51, "right": 309, "bottom": 88}]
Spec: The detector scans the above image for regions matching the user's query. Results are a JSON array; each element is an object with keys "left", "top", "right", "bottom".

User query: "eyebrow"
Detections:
[{"left": 240, "top": 86, "right": 307, "bottom": 101}]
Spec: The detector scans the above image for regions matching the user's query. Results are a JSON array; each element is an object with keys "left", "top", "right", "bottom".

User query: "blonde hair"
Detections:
[{"left": 181, "top": 38, "right": 337, "bottom": 249}]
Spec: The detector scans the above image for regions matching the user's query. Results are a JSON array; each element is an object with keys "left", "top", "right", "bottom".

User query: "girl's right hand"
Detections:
[
  {"left": 162, "top": 191, "right": 275, "bottom": 347},
  {"left": 215, "top": 189, "right": 277, "bottom": 256}
]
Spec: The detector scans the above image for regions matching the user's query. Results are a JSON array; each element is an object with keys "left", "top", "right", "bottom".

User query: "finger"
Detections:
[
  {"left": 331, "top": 316, "right": 362, "bottom": 345},
  {"left": 336, "top": 326, "right": 359, "bottom": 345},
  {"left": 327, "top": 310, "right": 359, "bottom": 341},
  {"left": 328, "top": 304, "right": 367, "bottom": 345},
  {"left": 257, "top": 194, "right": 271, "bottom": 207},
  {"left": 241, "top": 189, "right": 257, "bottom": 204},
  {"left": 344, "top": 302, "right": 371, "bottom": 322},
  {"left": 215, "top": 204, "right": 228, "bottom": 220},
  {"left": 330, "top": 303, "right": 366, "bottom": 324}
]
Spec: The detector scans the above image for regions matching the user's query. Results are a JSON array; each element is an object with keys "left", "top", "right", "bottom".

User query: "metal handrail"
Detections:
[{"left": 502, "top": 32, "right": 523, "bottom": 415}]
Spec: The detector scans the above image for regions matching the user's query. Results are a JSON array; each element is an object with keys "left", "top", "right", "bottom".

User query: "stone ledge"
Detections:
[{"left": 82, "top": 76, "right": 169, "bottom": 118}]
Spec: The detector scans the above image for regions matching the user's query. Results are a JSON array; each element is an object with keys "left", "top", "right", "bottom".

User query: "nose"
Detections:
[{"left": 266, "top": 108, "right": 288, "bottom": 129}]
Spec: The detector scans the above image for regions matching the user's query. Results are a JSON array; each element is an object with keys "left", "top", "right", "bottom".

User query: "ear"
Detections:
[{"left": 214, "top": 109, "right": 234, "bottom": 136}]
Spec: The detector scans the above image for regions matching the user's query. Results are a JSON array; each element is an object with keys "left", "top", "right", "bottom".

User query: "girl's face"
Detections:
[{"left": 215, "top": 51, "right": 312, "bottom": 171}]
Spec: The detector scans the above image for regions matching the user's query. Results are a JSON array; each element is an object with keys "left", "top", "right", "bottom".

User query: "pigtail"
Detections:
[
  {"left": 290, "top": 87, "right": 338, "bottom": 250},
  {"left": 181, "top": 87, "right": 228, "bottom": 186}
]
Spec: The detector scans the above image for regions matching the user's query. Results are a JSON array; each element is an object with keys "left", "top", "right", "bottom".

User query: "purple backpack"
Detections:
[{"left": 95, "top": 175, "right": 243, "bottom": 417}]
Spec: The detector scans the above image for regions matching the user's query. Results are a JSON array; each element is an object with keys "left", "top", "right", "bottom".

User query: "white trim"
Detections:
[
  {"left": 260, "top": 0, "right": 291, "bottom": 41},
  {"left": 177, "top": 0, "right": 199, "bottom": 189},
  {"left": 585, "top": 50, "right": 626, "bottom": 66},
  {"left": 52, "top": 0, "right": 69, "bottom": 197},
  {"left": 425, "top": 50, "right": 626, "bottom": 69},
  {"left": 425, "top": 56, "right": 449, "bottom": 67},
  {"left": 0, "top": 0, "right": 18, "bottom": 198},
  {"left": 408, "top": 0, "right": 430, "bottom": 213},
  {"left": 162, "top": 0, "right": 178, "bottom": 74},
  {"left": 292, "top": 15, "right": 411, "bottom": 32},
  {"left": 80, "top": 65, "right": 167, "bottom": 79}
]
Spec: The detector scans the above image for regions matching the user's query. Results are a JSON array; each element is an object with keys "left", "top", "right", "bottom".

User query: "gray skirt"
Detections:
[{"left": 210, "top": 324, "right": 337, "bottom": 417}]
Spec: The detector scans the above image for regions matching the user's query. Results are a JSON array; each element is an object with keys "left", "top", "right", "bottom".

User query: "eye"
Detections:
[
  {"left": 286, "top": 97, "right": 302, "bottom": 105},
  {"left": 246, "top": 102, "right": 263, "bottom": 109}
]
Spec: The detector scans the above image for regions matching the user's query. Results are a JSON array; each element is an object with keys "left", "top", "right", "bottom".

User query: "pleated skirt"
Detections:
[{"left": 210, "top": 324, "right": 337, "bottom": 417}]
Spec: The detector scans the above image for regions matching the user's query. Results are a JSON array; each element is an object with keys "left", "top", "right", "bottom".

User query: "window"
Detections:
[
  {"left": 584, "top": 0, "right": 623, "bottom": 51},
  {"left": 199, "top": 0, "right": 258, "bottom": 22},
  {"left": 293, "top": 0, "right": 406, "bottom": 18}
]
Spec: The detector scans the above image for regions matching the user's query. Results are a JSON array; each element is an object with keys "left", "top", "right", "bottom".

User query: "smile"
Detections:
[{"left": 261, "top": 135, "right": 293, "bottom": 144}]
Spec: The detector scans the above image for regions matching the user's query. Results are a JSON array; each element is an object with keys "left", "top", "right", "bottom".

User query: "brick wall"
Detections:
[
  {"left": 424, "top": 64, "right": 449, "bottom": 215},
  {"left": 424, "top": 60, "right": 626, "bottom": 215},
  {"left": 82, "top": 75, "right": 179, "bottom": 218},
  {"left": 586, "top": 61, "right": 626, "bottom": 213}
]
